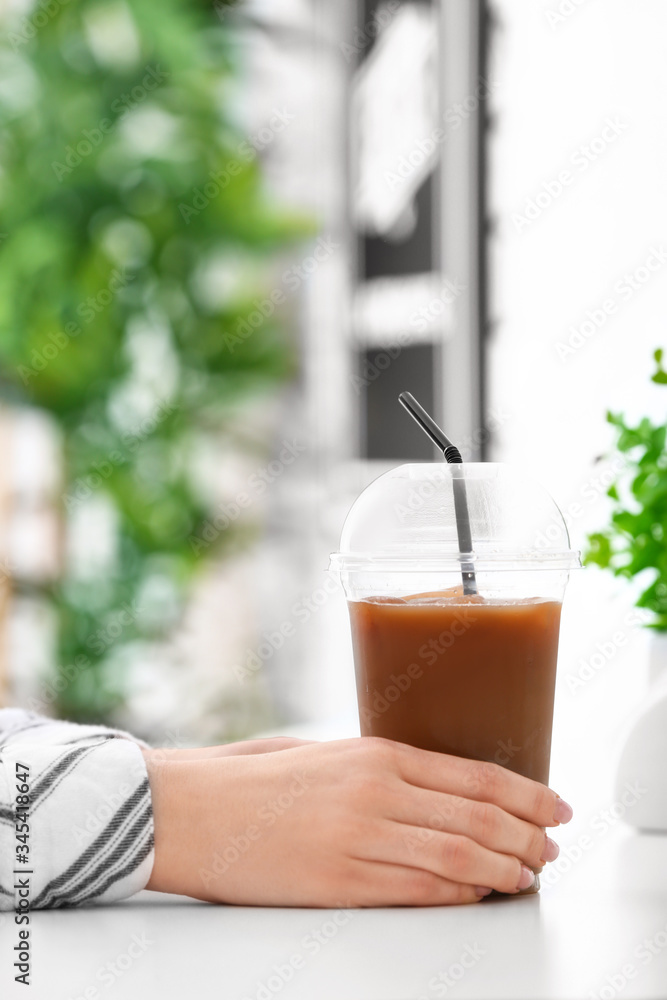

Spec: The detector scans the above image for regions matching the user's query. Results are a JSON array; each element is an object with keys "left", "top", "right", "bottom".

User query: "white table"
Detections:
[
  {"left": 4, "top": 602, "right": 667, "bottom": 1000},
  {"left": 3, "top": 822, "right": 666, "bottom": 1000}
]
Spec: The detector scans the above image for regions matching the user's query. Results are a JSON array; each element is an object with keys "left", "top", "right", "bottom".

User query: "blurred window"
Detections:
[{"left": 351, "top": 0, "right": 489, "bottom": 462}]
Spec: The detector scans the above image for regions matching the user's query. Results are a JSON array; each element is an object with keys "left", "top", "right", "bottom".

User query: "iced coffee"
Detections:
[
  {"left": 349, "top": 590, "right": 562, "bottom": 785},
  {"left": 330, "top": 462, "right": 580, "bottom": 892}
]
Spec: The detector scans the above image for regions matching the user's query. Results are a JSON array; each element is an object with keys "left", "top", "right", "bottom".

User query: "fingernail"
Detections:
[
  {"left": 475, "top": 886, "right": 492, "bottom": 897},
  {"left": 516, "top": 865, "right": 535, "bottom": 891},
  {"left": 553, "top": 796, "right": 573, "bottom": 824},
  {"left": 540, "top": 836, "right": 559, "bottom": 864}
]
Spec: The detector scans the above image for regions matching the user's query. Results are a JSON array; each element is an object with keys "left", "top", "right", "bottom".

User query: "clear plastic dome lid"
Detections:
[{"left": 330, "top": 463, "right": 581, "bottom": 573}]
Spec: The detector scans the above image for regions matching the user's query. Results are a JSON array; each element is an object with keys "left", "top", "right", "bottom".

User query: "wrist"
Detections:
[{"left": 142, "top": 752, "right": 196, "bottom": 896}]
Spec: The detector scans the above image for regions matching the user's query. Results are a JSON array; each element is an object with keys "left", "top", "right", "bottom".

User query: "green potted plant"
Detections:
[
  {"left": 587, "top": 350, "right": 667, "bottom": 832},
  {"left": 0, "top": 0, "right": 310, "bottom": 727},
  {"left": 586, "top": 348, "right": 667, "bottom": 679}
]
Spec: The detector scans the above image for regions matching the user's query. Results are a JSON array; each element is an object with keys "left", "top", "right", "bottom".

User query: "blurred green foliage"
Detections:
[
  {"left": 586, "top": 349, "right": 667, "bottom": 631},
  {"left": 0, "top": 0, "right": 310, "bottom": 720}
]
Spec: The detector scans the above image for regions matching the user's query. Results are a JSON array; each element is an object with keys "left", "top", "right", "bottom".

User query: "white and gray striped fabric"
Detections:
[{"left": 0, "top": 708, "right": 154, "bottom": 910}]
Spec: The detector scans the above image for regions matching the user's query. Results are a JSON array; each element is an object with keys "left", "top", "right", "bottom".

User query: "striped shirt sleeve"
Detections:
[{"left": 0, "top": 708, "right": 154, "bottom": 910}]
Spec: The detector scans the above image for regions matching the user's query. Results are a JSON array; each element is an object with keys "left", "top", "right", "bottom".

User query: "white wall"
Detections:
[
  {"left": 489, "top": 0, "right": 667, "bottom": 815},
  {"left": 490, "top": 0, "right": 667, "bottom": 494}
]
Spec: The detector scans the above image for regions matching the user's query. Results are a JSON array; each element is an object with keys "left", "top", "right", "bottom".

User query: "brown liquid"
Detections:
[{"left": 349, "top": 591, "right": 562, "bottom": 786}]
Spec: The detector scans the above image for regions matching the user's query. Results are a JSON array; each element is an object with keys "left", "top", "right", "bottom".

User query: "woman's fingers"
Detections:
[
  {"left": 211, "top": 737, "right": 318, "bottom": 757},
  {"left": 347, "top": 858, "right": 485, "bottom": 907},
  {"left": 392, "top": 741, "right": 571, "bottom": 829},
  {"left": 386, "top": 785, "right": 553, "bottom": 870},
  {"left": 145, "top": 737, "right": 318, "bottom": 762},
  {"left": 358, "top": 820, "right": 533, "bottom": 895}
]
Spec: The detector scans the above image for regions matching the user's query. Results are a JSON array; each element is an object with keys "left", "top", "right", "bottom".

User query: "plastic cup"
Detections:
[{"left": 330, "top": 463, "right": 581, "bottom": 892}]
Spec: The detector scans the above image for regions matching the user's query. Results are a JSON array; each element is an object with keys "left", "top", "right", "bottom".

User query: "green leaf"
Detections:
[
  {"left": 652, "top": 346, "right": 667, "bottom": 383},
  {"left": 584, "top": 533, "right": 613, "bottom": 569},
  {"left": 652, "top": 425, "right": 667, "bottom": 452},
  {"left": 607, "top": 410, "right": 626, "bottom": 429},
  {"left": 590, "top": 350, "right": 667, "bottom": 634}
]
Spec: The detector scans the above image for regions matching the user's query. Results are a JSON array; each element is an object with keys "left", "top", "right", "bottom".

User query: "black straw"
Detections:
[{"left": 398, "top": 392, "right": 478, "bottom": 596}]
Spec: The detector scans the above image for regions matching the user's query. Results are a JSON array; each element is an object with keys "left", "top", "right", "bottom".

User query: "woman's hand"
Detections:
[
  {"left": 143, "top": 737, "right": 572, "bottom": 908},
  {"left": 142, "top": 736, "right": 316, "bottom": 762}
]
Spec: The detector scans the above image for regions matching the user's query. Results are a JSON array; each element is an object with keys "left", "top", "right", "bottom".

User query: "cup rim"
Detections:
[{"left": 329, "top": 549, "right": 582, "bottom": 573}]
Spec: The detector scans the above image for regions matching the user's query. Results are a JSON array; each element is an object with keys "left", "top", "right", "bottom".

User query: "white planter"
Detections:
[
  {"left": 648, "top": 631, "right": 667, "bottom": 688},
  {"left": 615, "top": 689, "right": 667, "bottom": 831},
  {"left": 614, "top": 632, "right": 667, "bottom": 832}
]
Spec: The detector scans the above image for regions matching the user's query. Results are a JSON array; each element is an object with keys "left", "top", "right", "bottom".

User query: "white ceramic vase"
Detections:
[
  {"left": 647, "top": 631, "right": 667, "bottom": 686},
  {"left": 615, "top": 631, "right": 667, "bottom": 831}
]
